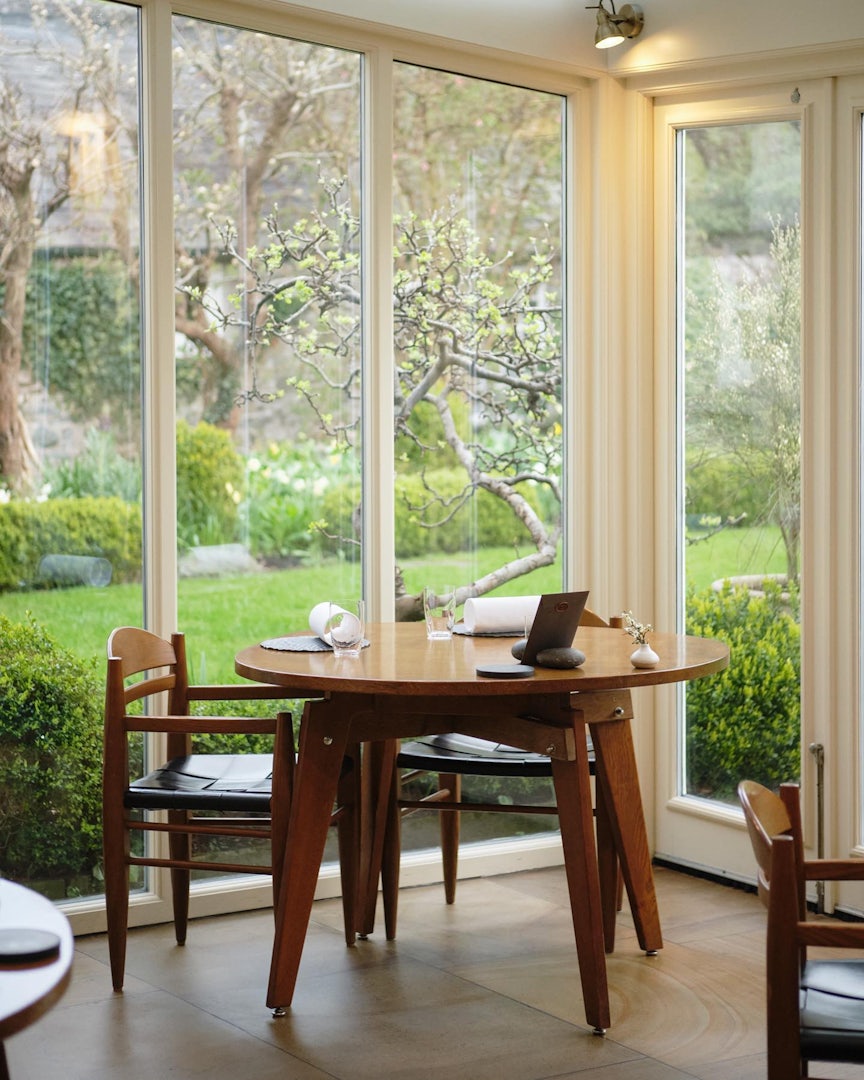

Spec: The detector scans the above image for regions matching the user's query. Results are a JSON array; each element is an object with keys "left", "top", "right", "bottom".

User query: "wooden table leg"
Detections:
[
  {"left": 594, "top": 778, "right": 620, "bottom": 953},
  {"left": 358, "top": 738, "right": 398, "bottom": 937},
  {"left": 550, "top": 723, "right": 611, "bottom": 1034},
  {"left": 267, "top": 696, "right": 353, "bottom": 1012},
  {"left": 590, "top": 715, "right": 662, "bottom": 954}
]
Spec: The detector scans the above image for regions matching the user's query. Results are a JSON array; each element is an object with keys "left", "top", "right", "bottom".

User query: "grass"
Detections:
[
  {"left": 0, "top": 528, "right": 786, "bottom": 682},
  {"left": 685, "top": 524, "right": 787, "bottom": 590}
]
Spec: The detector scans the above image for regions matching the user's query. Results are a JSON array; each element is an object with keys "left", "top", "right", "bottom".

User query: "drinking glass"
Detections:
[
  {"left": 326, "top": 600, "right": 365, "bottom": 657},
  {"left": 423, "top": 585, "right": 456, "bottom": 640}
]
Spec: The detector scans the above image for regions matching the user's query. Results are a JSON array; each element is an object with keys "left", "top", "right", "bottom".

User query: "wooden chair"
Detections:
[
  {"left": 378, "top": 609, "right": 623, "bottom": 946},
  {"left": 738, "top": 779, "right": 864, "bottom": 1079},
  {"left": 103, "top": 627, "right": 358, "bottom": 991}
]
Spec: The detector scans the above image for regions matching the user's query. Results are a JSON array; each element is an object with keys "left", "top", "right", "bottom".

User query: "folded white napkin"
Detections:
[
  {"left": 309, "top": 601, "right": 360, "bottom": 645},
  {"left": 462, "top": 595, "right": 541, "bottom": 634}
]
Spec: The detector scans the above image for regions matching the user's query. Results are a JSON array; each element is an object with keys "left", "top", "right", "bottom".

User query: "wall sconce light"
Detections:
[{"left": 586, "top": 1, "right": 644, "bottom": 49}]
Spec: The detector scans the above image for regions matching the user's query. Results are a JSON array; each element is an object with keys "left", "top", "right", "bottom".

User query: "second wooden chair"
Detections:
[{"left": 374, "top": 609, "right": 622, "bottom": 946}]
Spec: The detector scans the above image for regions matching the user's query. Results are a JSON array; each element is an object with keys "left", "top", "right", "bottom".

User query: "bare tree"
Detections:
[{"left": 194, "top": 185, "right": 562, "bottom": 613}]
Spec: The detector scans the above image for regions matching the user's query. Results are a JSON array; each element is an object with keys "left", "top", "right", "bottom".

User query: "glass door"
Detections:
[{"left": 654, "top": 98, "right": 804, "bottom": 878}]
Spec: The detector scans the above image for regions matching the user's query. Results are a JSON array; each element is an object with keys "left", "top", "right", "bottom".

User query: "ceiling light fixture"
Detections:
[{"left": 586, "top": 0, "right": 644, "bottom": 49}]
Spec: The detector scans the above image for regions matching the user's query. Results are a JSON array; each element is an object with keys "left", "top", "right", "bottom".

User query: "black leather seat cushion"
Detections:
[
  {"left": 396, "top": 733, "right": 595, "bottom": 777},
  {"left": 800, "top": 958, "right": 864, "bottom": 1064},
  {"left": 125, "top": 754, "right": 274, "bottom": 811}
]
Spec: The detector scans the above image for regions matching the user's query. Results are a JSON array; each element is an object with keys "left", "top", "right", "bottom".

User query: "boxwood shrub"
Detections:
[
  {"left": 176, "top": 419, "right": 244, "bottom": 550},
  {"left": 0, "top": 614, "right": 104, "bottom": 893},
  {"left": 685, "top": 580, "right": 801, "bottom": 801}
]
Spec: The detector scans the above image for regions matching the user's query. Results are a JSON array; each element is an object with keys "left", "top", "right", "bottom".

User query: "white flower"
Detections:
[
  {"left": 246, "top": 457, "right": 262, "bottom": 473},
  {"left": 0, "top": 488, "right": 10, "bottom": 504}
]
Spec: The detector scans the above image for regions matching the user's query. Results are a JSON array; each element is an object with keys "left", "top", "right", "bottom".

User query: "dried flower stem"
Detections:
[{"left": 622, "top": 610, "right": 653, "bottom": 646}]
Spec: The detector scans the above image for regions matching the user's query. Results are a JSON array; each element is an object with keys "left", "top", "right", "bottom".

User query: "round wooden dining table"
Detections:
[
  {"left": 236, "top": 620, "right": 728, "bottom": 1034},
  {"left": 0, "top": 880, "right": 73, "bottom": 1080}
]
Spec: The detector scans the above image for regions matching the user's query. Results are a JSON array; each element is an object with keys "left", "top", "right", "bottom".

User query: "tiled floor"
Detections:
[{"left": 5, "top": 865, "right": 862, "bottom": 1079}]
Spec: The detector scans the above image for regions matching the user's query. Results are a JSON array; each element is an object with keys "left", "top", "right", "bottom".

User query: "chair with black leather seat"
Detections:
[
  {"left": 379, "top": 608, "right": 622, "bottom": 943},
  {"left": 738, "top": 779, "right": 864, "bottom": 1079},
  {"left": 103, "top": 626, "right": 357, "bottom": 991}
]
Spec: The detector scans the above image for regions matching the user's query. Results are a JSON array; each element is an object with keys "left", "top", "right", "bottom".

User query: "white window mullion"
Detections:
[
  {"left": 140, "top": 0, "right": 178, "bottom": 640},
  {"left": 361, "top": 48, "right": 396, "bottom": 622}
]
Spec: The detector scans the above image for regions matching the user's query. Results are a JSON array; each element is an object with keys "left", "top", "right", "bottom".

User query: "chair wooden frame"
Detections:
[
  {"left": 739, "top": 780, "right": 864, "bottom": 1079},
  {"left": 103, "top": 627, "right": 357, "bottom": 991}
]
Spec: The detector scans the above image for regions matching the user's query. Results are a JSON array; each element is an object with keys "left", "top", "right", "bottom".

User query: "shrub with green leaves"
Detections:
[
  {"left": 242, "top": 438, "right": 351, "bottom": 561},
  {"left": 685, "top": 580, "right": 800, "bottom": 801},
  {"left": 43, "top": 429, "right": 141, "bottom": 503},
  {"left": 0, "top": 614, "right": 104, "bottom": 891},
  {"left": 176, "top": 419, "right": 244, "bottom": 550},
  {"left": 22, "top": 254, "right": 141, "bottom": 431}
]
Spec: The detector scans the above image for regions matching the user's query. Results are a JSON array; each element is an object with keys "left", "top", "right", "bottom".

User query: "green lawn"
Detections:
[
  {"left": 0, "top": 528, "right": 785, "bottom": 682},
  {"left": 685, "top": 524, "right": 787, "bottom": 591}
]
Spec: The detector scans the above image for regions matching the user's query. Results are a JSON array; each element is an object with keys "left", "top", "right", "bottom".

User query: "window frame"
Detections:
[{"left": 64, "top": 0, "right": 594, "bottom": 933}]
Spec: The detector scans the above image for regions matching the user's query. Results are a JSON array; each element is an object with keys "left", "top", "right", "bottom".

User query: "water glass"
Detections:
[
  {"left": 424, "top": 585, "right": 456, "bottom": 640},
  {"left": 326, "top": 600, "right": 365, "bottom": 657}
]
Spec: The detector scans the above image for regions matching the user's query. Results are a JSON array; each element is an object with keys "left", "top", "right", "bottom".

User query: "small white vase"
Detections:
[{"left": 630, "top": 642, "right": 659, "bottom": 668}]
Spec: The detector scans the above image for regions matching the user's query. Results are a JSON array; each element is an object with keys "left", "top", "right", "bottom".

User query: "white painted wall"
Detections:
[{"left": 279, "top": 0, "right": 864, "bottom": 73}]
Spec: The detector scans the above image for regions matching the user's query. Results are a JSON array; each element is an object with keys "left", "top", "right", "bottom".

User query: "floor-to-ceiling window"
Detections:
[
  {"left": 391, "top": 64, "right": 566, "bottom": 847},
  {"left": 678, "top": 119, "right": 802, "bottom": 803},
  {"left": 169, "top": 12, "right": 363, "bottom": 875},
  {"left": 0, "top": 0, "right": 579, "bottom": 920},
  {"left": 0, "top": 0, "right": 143, "bottom": 903}
]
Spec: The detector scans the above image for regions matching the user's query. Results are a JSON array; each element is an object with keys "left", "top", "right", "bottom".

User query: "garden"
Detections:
[{"left": 0, "top": 418, "right": 800, "bottom": 895}]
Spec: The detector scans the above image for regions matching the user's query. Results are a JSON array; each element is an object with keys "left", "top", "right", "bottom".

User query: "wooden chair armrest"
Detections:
[
  {"left": 804, "top": 859, "right": 864, "bottom": 882},
  {"left": 799, "top": 922, "right": 864, "bottom": 948}
]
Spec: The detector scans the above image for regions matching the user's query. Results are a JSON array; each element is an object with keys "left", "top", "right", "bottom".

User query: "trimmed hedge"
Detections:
[
  {"left": 685, "top": 580, "right": 801, "bottom": 801},
  {"left": 0, "top": 496, "right": 141, "bottom": 592}
]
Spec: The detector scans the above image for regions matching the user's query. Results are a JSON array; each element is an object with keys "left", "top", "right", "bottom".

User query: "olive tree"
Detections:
[{"left": 685, "top": 219, "right": 801, "bottom": 581}]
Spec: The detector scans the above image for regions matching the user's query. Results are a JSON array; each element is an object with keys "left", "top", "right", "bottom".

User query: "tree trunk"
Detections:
[{"left": 0, "top": 251, "right": 32, "bottom": 486}]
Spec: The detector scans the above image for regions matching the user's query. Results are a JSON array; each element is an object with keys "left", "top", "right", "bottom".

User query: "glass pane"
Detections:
[
  {"left": 173, "top": 17, "right": 362, "bottom": 676},
  {"left": 678, "top": 121, "right": 801, "bottom": 803},
  {"left": 392, "top": 64, "right": 565, "bottom": 845},
  {"left": 172, "top": 18, "right": 362, "bottom": 870},
  {"left": 0, "top": 1, "right": 143, "bottom": 900}
]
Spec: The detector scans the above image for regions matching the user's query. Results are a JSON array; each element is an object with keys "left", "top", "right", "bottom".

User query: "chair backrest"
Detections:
[
  {"left": 106, "top": 627, "right": 193, "bottom": 760},
  {"left": 739, "top": 780, "right": 811, "bottom": 1077},
  {"left": 738, "top": 779, "right": 793, "bottom": 901},
  {"left": 581, "top": 608, "right": 609, "bottom": 628},
  {"left": 107, "top": 625, "right": 190, "bottom": 705}
]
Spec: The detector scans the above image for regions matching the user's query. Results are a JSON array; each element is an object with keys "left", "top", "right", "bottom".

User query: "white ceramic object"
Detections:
[{"left": 630, "top": 642, "right": 659, "bottom": 668}]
